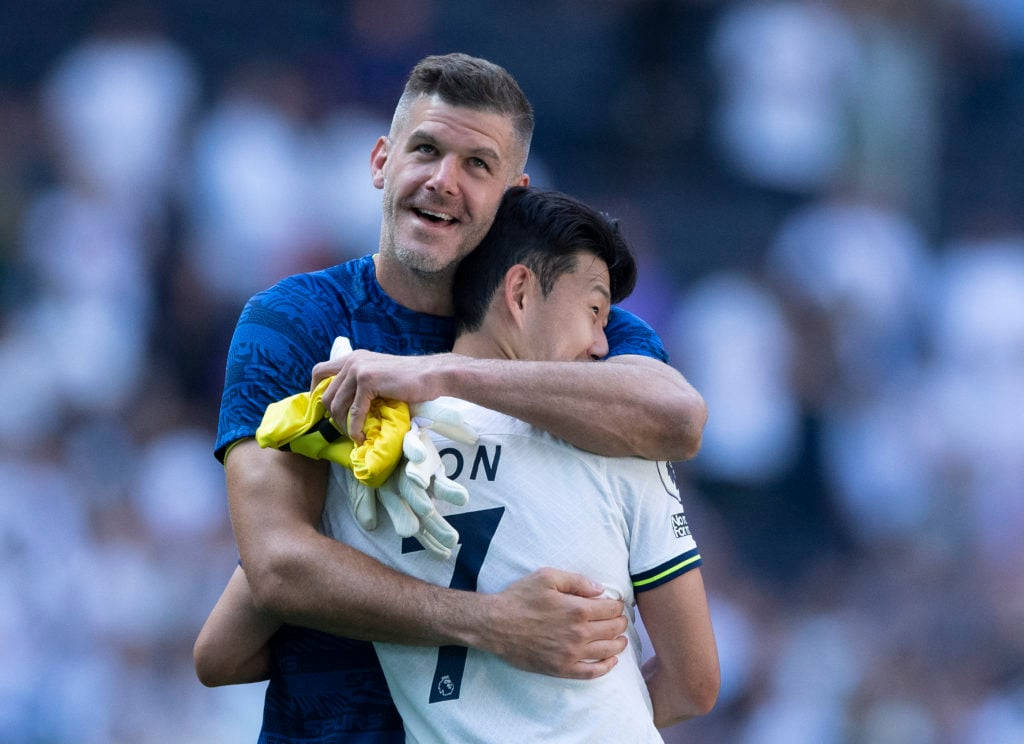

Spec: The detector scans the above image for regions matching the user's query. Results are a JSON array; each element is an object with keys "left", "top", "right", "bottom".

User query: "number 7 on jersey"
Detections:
[{"left": 401, "top": 506, "right": 506, "bottom": 703}]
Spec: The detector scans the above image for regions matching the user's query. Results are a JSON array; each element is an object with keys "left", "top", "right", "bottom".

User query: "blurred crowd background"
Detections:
[{"left": 2, "top": 1, "right": 1022, "bottom": 742}]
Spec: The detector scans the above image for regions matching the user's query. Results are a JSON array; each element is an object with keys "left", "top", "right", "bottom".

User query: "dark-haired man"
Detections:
[
  {"left": 214, "top": 54, "right": 707, "bottom": 743},
  {"left": 200, "top": 187, "right": 719, "bottom": 741}
]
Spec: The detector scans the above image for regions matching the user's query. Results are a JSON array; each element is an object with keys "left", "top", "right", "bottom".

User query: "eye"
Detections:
[
  {"left": 469, "top": 157, "right": 489, "bottom": 171},
  {"left": 416, "top": 143, "right": 437, "bottom": 155}
]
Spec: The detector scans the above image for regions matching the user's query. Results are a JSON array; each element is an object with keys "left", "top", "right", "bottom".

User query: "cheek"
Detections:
[
  {"left": 392, "top": 166, "right": 416, "bottom": 192},
  {"left": 390, "top": 159, "right": 424, "bottom": 187},
  {"left": 580, "top": 315, "right": 602, "bottom": 349},
  {"left": 471, "top": 183, "right": 506, "bottom": 217},
  {"left": 555, "top": 317, "right": 592, "bottom": 358}
]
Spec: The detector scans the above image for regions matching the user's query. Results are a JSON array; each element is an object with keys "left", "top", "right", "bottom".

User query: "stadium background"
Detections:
[{"left": 2, "top": 1, "right": 1022, "bottom": 741}]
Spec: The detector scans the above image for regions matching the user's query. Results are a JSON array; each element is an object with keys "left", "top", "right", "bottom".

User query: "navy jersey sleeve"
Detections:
[
  {"left": 605, "top": 306, "right": 669, "bottom": 363},
  {"left": 214, "top": 272, "right": 349, "bottom": 461}
]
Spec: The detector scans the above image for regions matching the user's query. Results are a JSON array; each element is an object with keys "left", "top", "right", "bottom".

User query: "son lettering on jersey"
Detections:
[{"left": 438, "top": 445, "right": 502, "bottom": 482}]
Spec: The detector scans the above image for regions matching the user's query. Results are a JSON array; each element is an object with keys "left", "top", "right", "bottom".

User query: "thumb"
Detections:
[{"left": 347, "top": 390, "right": 373, "bottom": 444}]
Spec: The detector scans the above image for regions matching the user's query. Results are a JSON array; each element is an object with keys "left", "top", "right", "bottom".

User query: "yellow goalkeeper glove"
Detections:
[{"left": 255, "top": 340, "right": 409, "bottom": 489}]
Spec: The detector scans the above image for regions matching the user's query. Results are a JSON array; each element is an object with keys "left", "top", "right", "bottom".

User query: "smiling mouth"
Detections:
[{"left": 412, "top": 207, "right": 459, "bottom": 225}]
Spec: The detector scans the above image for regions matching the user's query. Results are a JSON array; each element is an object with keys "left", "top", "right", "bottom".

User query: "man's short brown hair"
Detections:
[{"left": 392, "top": 53, "right": 534, "bottom": 169}]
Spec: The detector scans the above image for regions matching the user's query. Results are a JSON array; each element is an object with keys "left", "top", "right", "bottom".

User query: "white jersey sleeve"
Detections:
[{"left": 607, "top": 458, "right": 702, "bottom": 595}]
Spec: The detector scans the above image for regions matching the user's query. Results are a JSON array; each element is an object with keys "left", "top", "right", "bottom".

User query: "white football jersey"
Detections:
[{"left": 323, "top": 398, "right": 701, "bottom": 744}]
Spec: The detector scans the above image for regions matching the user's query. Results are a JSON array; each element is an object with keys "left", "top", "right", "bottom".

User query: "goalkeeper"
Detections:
[{"left": 195, "top": 188, "right": 719, "bottom": 740}]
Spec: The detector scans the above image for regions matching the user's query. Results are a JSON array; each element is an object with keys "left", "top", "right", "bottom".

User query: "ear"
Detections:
[
  {"left": 370, "top": 136, "right": 389, "bottom": 190},
  {"left": 501, "top": 264, "right": 534, "bottom": 326},
  {"left": 516, "top": 172, "right": 530, "bottom": 187}
]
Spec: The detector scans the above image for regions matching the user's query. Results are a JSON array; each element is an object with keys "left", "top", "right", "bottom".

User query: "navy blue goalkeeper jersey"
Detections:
[{"left": 214, "top": 254, "right": 669, "bottom": 743}]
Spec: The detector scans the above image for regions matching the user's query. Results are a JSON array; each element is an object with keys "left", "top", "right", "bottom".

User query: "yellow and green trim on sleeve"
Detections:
[{"left": 631, "top": 548, "right": 702, "bottom": 593}]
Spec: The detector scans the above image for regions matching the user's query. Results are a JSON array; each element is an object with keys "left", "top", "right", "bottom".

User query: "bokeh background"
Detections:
[{"left": 3, "top": 0, "right": 1023, "bottom": 741}]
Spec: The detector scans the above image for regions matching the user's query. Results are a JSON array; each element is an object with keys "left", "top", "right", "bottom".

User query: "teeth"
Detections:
[{"left": 418, "top": 208, "right": 454, "bottom": 221}]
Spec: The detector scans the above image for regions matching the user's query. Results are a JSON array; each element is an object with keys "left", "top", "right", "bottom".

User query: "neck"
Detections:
[
  {"left": 373, "top": 254, "right": 455, "bottom": 316},
  {"left": 452, "top": 323, "right": 519, "bottom": 361}
]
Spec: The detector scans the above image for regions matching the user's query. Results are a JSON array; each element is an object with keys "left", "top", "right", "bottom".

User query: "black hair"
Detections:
[{"left": 453, "top": 187, "right": 638, "bottom": 333}]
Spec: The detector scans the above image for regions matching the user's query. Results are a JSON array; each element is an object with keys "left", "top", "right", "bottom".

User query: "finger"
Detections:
[
  {"left": 358, "top": 493, "right": 378, "bottom": 530},
  {"left": 540, "top": 568, "right": 606, "bottom": 598},
  {"left": 431, "top": 474, "right": 469, "bottom": 507},
  {"left": 418, "top": 511, "right": 459, "bottom": 550},
  {"left": 411, "top": 402, "right": 479, "bottom": 445},
  {"left": 429, "top": 420, "right": 478, "bottom": 445},
  {"left": 348, "top": 479, "right": 378, "bottom": 530},
  {"left": 311, "top": 337, "right": 352, "bottom": 391},
  {"left": 377, "top": 478, "right": 419, "bottom": 537},
  {"left": 396, "top": 472, "right": 436, "bottom": 517},
  {"left": 560, "top": 654, "right": 619, "bottom": 681},
  {"left": 402, "top": 433, "right": 435, "bottom": 487},
  {"left": 403, "top": 428, "right": 430, "bottom": 463},
  {"left": 581, "top": 616, "right": 629, "bottom": 642},
  {"left": 414, "top": 529, "right": 453, "bottom": 560},
  {"left": 347, "top": 390, "right": 374, "bottom": 443},
  {"left": 404, "top": 430, "right": 441, "bottom": 481},
  {"left": 580, "top": 635, "right": 629, "bottom": 662},
  {"left": 576, "top": 597, "right": 627, "bottom": 621},
  {"left": 311, "top": 360, "right": 333, "bottom": 390},
  {"left": 319, "top": 367, "right": 348, "bottom": 417},
  {"left": 402, "top": 461, "right": 432, "bottom": 490}
]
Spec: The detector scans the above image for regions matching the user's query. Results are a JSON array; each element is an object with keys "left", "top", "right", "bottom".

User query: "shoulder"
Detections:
[
  {"left": 246, "top": 256, "right": 372, "bottom": 316},
  {"left": 236, "top": 256, "right": 376, "bottom": 343},
  {"left": 606, "top": 307, "right": 669, "bottom": 363},
  {"left": 605, "top": 456, "right": 672, "bottom": 495},
  {"left": 436, "top": 397, "right": 612, "bottom": 476}
]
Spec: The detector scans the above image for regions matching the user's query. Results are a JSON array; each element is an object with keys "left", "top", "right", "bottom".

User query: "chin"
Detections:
[{"left": 393, "top": 242, "right": 461, "bottom": 277}]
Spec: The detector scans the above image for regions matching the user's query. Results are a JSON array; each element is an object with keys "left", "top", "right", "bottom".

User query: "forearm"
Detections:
[
  {"left": 247, "top": 530, "right": 628, "bottom": 678},
  {"left": 642, "top": 655, "right": 713, "bottom": 728},
  {"left": 229, "top": 442, "right": 491, "bottom": 646},
  {"left": 636, "top": 571, "right": 720, "bottom": 727},
  {"left": 440, "top": 354, "right": 706, "bottom": 460},
  {"left": 316, "top": 348, "right": 706, "bottom": 460},
  {"left": 194, "top": 565, "right": 278, "bottom": 687},
  {"left": 249, "top": 527, "right": 489, "bottom": 646}
]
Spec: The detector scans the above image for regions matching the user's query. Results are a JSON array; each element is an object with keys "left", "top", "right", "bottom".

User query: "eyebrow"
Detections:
[
  {"left": 593, "top": 284, "right": 611, "bottom": 301},
  {"left": 408, "top": 130, "right": 502, "bottom": 165}
]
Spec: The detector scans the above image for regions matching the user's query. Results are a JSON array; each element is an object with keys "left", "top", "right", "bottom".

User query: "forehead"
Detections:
[
  {"left": 397, "top": 95, "right": 521, "bottom": 159},
  {"left": 553, "top": 253, "right": 611, "bottom": 298}
]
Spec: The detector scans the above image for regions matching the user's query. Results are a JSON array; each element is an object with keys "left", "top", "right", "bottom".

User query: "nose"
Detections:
[
  {"left": 425, "top": 154, "right": 459, "bottom": 195},
  {"left": 589, "top": 327, "right": 609, "bottom": 360}
]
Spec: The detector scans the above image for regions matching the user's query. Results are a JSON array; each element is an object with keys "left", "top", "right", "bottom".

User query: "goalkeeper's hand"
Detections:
[
  {"left": 258, "top": 338, "right": 475, "bottom": 558},
  {"left": 255, "top": 337, "right": 409, "bottom": 488}
]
